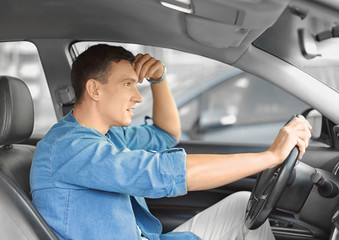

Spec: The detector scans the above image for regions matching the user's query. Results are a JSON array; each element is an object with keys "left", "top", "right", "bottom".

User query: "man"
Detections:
[{"left": 30, "top": 44, "right": 312, "bottom": 240}]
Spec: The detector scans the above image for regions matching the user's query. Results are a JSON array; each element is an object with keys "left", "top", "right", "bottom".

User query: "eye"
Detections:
[{"left": 124, "top": 82, "right": 131, "bottom": 87}]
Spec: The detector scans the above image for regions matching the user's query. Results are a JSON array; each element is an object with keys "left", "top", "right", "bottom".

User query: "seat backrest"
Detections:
[
  {"left": 0, "top": 144, "right": 35, "bottom": 199},
  {"left": 0, "top": 76, "right": 59, "bottom": 240}
]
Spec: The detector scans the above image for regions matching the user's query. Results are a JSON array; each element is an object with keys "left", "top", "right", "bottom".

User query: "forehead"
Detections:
[{"left": 108, "top": 60, "right": 137, "bottom": 81}]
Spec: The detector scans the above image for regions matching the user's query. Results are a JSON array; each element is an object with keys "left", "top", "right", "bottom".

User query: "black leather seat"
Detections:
[{"left": 0, "top": 76, "right": 59, "bottom": 239}]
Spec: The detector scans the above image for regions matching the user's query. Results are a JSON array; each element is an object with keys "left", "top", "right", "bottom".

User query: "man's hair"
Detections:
[{"left": 71, "top": 44, "right": 135, "bottom": 103}]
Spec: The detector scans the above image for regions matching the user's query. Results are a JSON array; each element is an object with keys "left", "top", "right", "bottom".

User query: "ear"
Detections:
[{"left": 85, "top": 79, "right": 100, "bottom": 102}]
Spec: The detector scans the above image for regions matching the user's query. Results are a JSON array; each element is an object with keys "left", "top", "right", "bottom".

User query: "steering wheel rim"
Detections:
[{"left": 244, "top": 146, "right": 299, "bottom": 230}]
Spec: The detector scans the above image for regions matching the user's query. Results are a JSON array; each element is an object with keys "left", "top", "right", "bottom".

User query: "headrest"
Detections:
[{"left": 0, "top": 76, "right": 34, "bottom": 146}]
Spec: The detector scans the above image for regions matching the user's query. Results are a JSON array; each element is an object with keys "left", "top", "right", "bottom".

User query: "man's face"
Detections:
[{"left": 97, "top": 60, "right": 142, "bottom": 127}]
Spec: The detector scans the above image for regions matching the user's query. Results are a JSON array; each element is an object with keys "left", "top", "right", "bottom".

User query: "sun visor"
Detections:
[
  {"left": 186, "top": 15, "right": 249, "bottom": 48},
  {"left": 185, "top": 0, "right": 289, "bottom": 49},
  {"left": 193, "top": 1, "right": 240, "bottom": 25}
]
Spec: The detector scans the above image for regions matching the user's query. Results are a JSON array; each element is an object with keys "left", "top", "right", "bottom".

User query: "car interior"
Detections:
[
  {"left": 0, "top": 0, "right": 339, "bottom": 240},
  {"left": 0, "top": 76, "right": 58, "bottom": 239}
]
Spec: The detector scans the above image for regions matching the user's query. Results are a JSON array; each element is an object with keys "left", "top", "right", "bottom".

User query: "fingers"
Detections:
[
  {"left": 134, "top": 54, "right": 164, "bottom": 83},
  {"left": 291, "top": 116, "right": 312, "bottom": 142},
  {"left": 296, "top": 138, "right": 306, "bottom": 159},
  {"left": 296, "top": 114, "right": 312, "bottom": 130},
  {"left": 270, "top": 115, "right": 312, "bottom": 164},
  {"left": 286, "top": 116, "right": 312, "bottom": 159}
]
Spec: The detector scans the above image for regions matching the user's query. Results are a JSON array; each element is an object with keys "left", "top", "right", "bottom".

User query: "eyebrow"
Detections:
[{"left": 122, "top": 77, "right": 138, "bottom": 84}]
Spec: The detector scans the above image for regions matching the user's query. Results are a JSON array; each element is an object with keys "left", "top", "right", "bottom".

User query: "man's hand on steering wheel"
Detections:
[
  {"left": 245, "top": 115, "right": 312, "bottom": 230},
  {"left": 268, "top": 115, "right": 312, "bottom": 166}
]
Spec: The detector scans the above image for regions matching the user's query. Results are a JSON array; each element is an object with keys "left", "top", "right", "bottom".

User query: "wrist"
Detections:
[
  {"left": 263, "top": 150, "right": 281, "bottom": 168},
  {"left": 147, "top": 66, "right": 167, "bottom": 84}
]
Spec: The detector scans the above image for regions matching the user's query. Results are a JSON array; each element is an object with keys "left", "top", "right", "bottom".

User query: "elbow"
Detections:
[
  {"left": 163, "top": 125, "right": 181, "bottom": 140},
  {"left": 173, "top": 129, "right": 182, "bottom": 141},
  {"left": 173, "top": 121, "right": 182, "bottom": 140}
]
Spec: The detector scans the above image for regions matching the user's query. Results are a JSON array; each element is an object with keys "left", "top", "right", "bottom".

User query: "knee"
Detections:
[
  {"left": 224, "top": 191, "right": 250, "bottom": 213},
  {"left": 228, "top": 191, "right": 250, "bottom": 203}
]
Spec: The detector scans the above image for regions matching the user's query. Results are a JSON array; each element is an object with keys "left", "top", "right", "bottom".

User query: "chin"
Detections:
[
  {"left": 110, "top": 118, "right": 132, "bottom": 127},
  {"left": 122, "top": 119, "right": 132, "bottom": 127}
]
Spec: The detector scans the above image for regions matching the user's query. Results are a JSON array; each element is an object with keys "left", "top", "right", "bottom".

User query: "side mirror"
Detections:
[
  {"left": 304, "top": 109, "right": 322, "bottom": 139},
  {"left": 303, "top": 109, "right": 339, "bottom": 148}
]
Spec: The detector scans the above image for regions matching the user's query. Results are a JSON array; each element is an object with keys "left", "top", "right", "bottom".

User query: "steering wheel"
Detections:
[{"left": 245, "top": 117, "right": 300, "bottom": 230}]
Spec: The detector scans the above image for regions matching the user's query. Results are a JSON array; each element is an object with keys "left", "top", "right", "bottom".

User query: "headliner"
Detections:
[{"left": 0, "top": 0, "right": 290, "bottom": 64}]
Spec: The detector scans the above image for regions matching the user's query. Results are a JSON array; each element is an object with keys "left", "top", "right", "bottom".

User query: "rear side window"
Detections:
[{"left": 0, "top": 41, "right": 57, "bottom": 137}]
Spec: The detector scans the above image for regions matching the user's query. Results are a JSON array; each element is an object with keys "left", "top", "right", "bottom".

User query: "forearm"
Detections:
[
  {"left": 151, "top": 79, "right": 181, "bottom": 139},
  {"left": 133, "top": 53, "right": 181, "bottom": 139},
  {"left": 186, "top": 151, "right": 277, "bottom": 191},
  {"left": 185, "top": 114, "right": 312, "bottom": 191}
]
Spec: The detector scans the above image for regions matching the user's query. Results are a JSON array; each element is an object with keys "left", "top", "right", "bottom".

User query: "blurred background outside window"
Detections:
[{"left": 0, "top": 41, "right": 57, "bottom": 138}]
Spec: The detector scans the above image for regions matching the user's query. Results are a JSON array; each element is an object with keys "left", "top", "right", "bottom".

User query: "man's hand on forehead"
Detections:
[{"left": 134, "top": 53, "right": 164, "bottom": 83}]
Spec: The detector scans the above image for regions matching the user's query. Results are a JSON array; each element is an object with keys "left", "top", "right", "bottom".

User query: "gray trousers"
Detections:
[{"left": 173, "top": 191, "right": 275, "bottom": 240}]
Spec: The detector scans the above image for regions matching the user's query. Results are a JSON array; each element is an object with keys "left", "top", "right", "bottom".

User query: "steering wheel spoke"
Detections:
[{"left": 245, "top": 145, "right": 299, "bottom": 229}]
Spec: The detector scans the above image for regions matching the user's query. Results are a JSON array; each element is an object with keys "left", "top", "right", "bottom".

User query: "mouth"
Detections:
[{"left": 126, "top": 108, "right": 135, "bottom": 116}]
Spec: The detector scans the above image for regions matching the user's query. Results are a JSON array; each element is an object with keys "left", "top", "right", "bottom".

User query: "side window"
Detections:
[
  {"left": 201, "top": 74, "right": 309, "bottom": 126},
  {"left": 0, "top": 42, "right": 57, "bottom": 137},
  {"left": 72, "top": 42, "right": 229, "bottom": 126},
  {"left": 72, "top": 42, "right": 310, "bottom": 145},
  {"left": 180, "top": 73, "right": 310, "bottom": 144}
]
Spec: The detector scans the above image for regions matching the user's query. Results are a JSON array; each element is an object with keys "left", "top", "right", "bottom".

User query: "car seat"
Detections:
[{"left": 0, "top": 76, "right": 59, "bottom": 239}]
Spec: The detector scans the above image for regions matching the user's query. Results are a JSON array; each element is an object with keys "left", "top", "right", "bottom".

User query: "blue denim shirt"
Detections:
[{"left": 30, "top": 112, "right": 199, "bottom": 240}]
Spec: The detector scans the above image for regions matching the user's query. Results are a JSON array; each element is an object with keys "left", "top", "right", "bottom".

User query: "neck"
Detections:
[{"left": 73, "top": 102, "right": 109, "bottom": 135}]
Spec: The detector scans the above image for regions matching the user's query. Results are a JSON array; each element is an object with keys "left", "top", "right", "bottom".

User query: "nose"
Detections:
[{"left": 131, "top": 87, "right": 143, "bottom": 103}]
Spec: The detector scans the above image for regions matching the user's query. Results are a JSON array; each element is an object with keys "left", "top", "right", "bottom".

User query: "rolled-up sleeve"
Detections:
[
  {"left": 109, "top": 124, "right": 178, "bottom": 151},
  {"left": 50, "top": 132, "right": 187, "bottom": 199}
]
